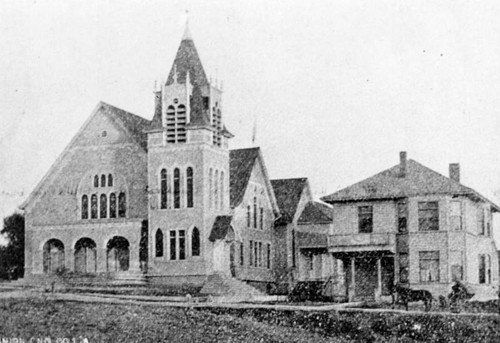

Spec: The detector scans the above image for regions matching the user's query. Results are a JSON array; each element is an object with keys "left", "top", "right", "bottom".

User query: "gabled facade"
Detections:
[
  {"left": 321, "top": 152, "right": 500, "bottom": 300},
  {"left": 20, "top": 23, "right": 282, "bottom": 293}
]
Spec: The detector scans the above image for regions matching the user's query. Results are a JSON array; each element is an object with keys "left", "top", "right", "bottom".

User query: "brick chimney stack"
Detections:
[
  {"left": 449, "top": 163, "right": 460, "bottom": 182},
  {"left": 399, "top": 151, "right": 407, "bottom": 177}
]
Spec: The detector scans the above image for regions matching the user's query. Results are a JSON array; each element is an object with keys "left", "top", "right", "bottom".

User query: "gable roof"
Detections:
[
  {"left": 321, "top": 159, "right": 500, "bottom": 212},
  {"left": 298, "top": 201, "right": 333, "bottom": 225},
  {"left": 209, "top": 215, "right": 233, "bottom": 241},
  {"left": 229, "top": 148, "right": 260, "bottom": 207},
  {"left": 271, "top": 178, "right": 308, "bottom": 223},
  {"left": 20, "top": 102, "right": 150, "bottom": 210}
]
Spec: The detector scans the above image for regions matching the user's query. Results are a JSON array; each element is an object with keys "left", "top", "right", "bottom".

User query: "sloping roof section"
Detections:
[
  {"left": 147, "top": 91, "right": 163, "bottom": 132},
  {"left": 229, "top": 148, "right": 260, "bottom": 207},
  {"left": 103, "top": 102, "right": 150, "bottom": 149},
  {"left": 165, "top": 33, "right": 208, "bottom": 87},
  {"left": 209, "top": 215, "right": 233, "bottom": 241},
  {"left": 321, "top": 159, "right": 500, "bottom": 212},
  {"left": 186, "top": 84, "right": 212, "bottom": 129},
  {"left": 298, "top": 201, "right": 333, "bottom": 224},
  {"left": 271, "top": 178, "right": 308, "bottom": 223}
]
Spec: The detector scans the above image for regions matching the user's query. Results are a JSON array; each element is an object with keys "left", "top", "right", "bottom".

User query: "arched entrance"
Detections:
[
  {"left": 74, "top": 238, "right": 97, "bottom": 274},
  {"left": 106, "top": 236, "right": 130, "bottom": 272},
  {"left": 43, "top": 239, "right": 65, "bottom": 274},
  {"left": 213, "top": 226, "right": 235, "bottom": 275}
]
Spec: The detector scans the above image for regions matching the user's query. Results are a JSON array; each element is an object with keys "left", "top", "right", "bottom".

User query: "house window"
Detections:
[
  {"left": 160, "top": 169, "right": 168, "bottom": 209},
  {"left": 109, "top": 193, "right": 116, "bottom": 218},
  {"left": 247, "top": 206, "right": 251, "bottom": 227},
  {"left": 173, "top": 168, "right": 180, "bottom": 209},
  {"left": 479, "top": 209, "right": 486, "bottom": 235},
  {"left": 155, "top": 229, "right": 164, "bottom": 257},
  {"left": 358, "top": 206, "right": 373, "bottom": 233},
  {"left": 253, "top": 197, "right": 257, "bottom": 229},
  {"left": 186, "top": 167, "right": 193, "bottom": 208},
  {"left": 399, "top": 253, "right": 409, "bottom": 283},
  {"left": 304, "top": 253, "right": 313, "bottom": 271},
  {"left": 267, "top": 243, "right": 271, "bottom": 269},
  {"left": 81, "top": 195, "right": 88, "bottom": 219},
  {"left": 397, "top": 200, "right": 408, "bottom": 233},
  {"left": 418, "top": 202, "right": 439, "bottom": 231},
  {"left": 118, "top": 192, "right": 126, "bottom": 218},
  {"left": 94, "top": 175, "right": 99, "bottom": 187},
  {"left": 292, "top": 230, "right": 296, "bottom": 267},
  {"left": 100, "top": 194, "right": 107, "bottom": 218},
  {"left": 108, "top": 174, "right": 113, "bottom": 187},
  {"left": 101, "top": 174, "right": 106, "bottom": 187},
  {"left": 169, "top": 230, "right": 186, "bottom": 260},
  {"left": 419, "top": 251, "right": 440, "bottom": 282},
  {"left": 479, "top": 254, "right": 486, "bottom": 284},
  {"left": 240, "top": 242, "right": 244, "bottom": 266},
  {"left": 450, "top": 201, "right": 462, "bottom": 231},
  {"left": 260, "top": 207, "right": 264, "bottom": 230},
  {"left": 91, "top": 194, "right": 98, "bottom": 219},
  {"left": 258, "top": 242, "right": 262, "bottom": 267},
  {"left": 191, "top": 227, "right": 200, "bottom": 257},
  {"left": 487, "top": 255, "right": 491, "bottom": 284},
  {"left": 249, "top": 241, "right": 253, "bottom": 266}
]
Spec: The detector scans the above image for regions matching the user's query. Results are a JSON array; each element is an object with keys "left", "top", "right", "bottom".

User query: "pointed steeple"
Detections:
[
  {"left": 165, "top": 19, "right": 208, "bottom": 87},
  {"left": 182, "top": 16, "right": 193, "bottom": 41}
]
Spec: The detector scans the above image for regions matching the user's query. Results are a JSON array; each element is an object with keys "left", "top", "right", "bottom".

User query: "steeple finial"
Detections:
[{"left": 182, "top": 10, "right": 193, "bottom": 41}]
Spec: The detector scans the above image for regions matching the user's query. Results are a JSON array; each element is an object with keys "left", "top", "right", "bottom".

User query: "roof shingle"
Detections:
[
  {"left": 298, "top": 201, "right": 333, "bottom": 224},
  {"left": 229, "top": 148, "right": 260, "bottom": 208},
  {"left": 271, "top": 178, "right": 308, "bottom": 223}
]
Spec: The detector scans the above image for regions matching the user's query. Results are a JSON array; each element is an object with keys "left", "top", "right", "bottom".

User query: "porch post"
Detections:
[
  {"left": 375, "top": 257, "right": 382, "bottom": 301},
  {"left": 349, "top": 257, "right": 356, "bottom": 302}
]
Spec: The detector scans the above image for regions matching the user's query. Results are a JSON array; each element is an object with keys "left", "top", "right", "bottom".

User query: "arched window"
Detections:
[
  {"left": 100, "top": 194, "right": 107, "bottom": 218},
  {"left": 109, "top": 193, "right": 116, "bottom": 218},
  {"left": 94, "top": 175, "right": 99, "bottom": 187},
  {"left": 81, "top": 195, "right": 89, "bottom": 219},
  {"left": 173, "top": 168, "right": 180, "bottom": 208},
  {"left": 253, "top": 197, "right": 257, "bottom": 228},
  {"left": 108, "top": 174, "right": 113, "bottom": 187},
  {"left": 192, "top": 227, "right": 200, "bottom": 256},
  {"left": 101, "top": 174, "right": 106, "bottom": 187},
  {"left": 165, "top": 105, "right": 176, "bottom": 143},
  {"left": 220, "top": 171, "right": 224, "bottom": 209},
  {"left": 155, "top": 229, "right": 164, "bottom": 257},
  {"left": 247, "top": 205, "right": 251, "bottom": 227},
  {"left": 91, "top": 194, "right": 98, "bottom": 219},
  {"left": 187, "top": 167, "right": 193, "bottom": 208},
  {"left": 118, "top": 192, "right": 126, "bottom": 218},
  {"left": 160, "top": 169, "right": 167, "bottom": 209},
  {"left": 209, "top": 168, "right": 213, "bottom": 208},
  {"left": 214, "top": 170, "right": 219, "bottom": 210},
  {"left": 177, "top": 105, "right": 187, "bottom": 143}
]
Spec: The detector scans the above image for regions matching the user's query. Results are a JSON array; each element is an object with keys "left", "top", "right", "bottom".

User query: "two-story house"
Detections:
[{"left": 321, "top": 152, "right": 499, "bottom": 301}]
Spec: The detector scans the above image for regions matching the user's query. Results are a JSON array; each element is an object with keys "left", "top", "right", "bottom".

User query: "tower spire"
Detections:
[{"left": 182, "top": 11, "right": 193, "bottom": 41}]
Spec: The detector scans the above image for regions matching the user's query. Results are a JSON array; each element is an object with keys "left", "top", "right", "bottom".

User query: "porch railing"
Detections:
[{"left": 328, "top": 233, "right": 396, "bottom": 252}]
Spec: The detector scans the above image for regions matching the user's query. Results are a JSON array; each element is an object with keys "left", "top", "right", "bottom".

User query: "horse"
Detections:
[{"left": 391, "top": 283, "right": 434, "bottom": 311}]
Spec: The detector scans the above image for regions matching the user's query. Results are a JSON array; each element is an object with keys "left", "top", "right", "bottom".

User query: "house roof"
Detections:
[
  {"left": 229, "top": 148, "right": 260, "bottom": 207},
  {"left": 321, "top": 159, "right": 500, "bottom": 212},
  {"left": 298, "top": 201, "right": 333, "bottom": 224},
  {"left": 209, "top": 215, "right": 233, "bottom": 241},
  {"left": 271, "top": 178, "right": 308, "bottom": 223}
]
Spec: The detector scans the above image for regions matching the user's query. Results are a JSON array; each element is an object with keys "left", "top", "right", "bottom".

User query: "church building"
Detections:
[{"left": 20, "top": 24, "right": 291, "bottom": 294}]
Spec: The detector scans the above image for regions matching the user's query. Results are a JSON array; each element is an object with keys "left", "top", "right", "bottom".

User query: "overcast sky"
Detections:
[{"left": 1, "top": 1, "right": 500, "bottom": 244}]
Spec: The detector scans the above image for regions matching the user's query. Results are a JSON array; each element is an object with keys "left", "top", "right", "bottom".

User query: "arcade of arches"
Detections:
[{"left": 42, "top": 236, "right": 134, "bottom": 275}]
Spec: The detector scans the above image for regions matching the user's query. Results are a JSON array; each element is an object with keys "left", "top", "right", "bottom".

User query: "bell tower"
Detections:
[{"left": 146, "top": 21, "right": 233, "bottom": 279}]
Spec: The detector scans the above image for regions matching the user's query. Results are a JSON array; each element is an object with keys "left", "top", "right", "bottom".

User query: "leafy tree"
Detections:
[{"left": 0, "top": 212, "right": 25, "bottom": 279}]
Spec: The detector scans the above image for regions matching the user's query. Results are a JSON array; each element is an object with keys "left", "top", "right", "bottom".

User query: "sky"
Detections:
[{"left": 1, "top": 0, "right": 500, "bottom": 244}]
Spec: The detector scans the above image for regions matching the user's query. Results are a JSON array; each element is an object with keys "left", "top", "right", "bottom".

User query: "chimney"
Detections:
[
  {"left": 399, "top": 151, "right": 407, "bottom": 177},
  {"left": 449, "top": 163, "right": 460, "bottom": 182}
]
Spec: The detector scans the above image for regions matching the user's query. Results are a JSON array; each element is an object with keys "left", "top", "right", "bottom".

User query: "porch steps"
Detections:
[
  {"left": 111, "top": 272, "right": 148, "bottom": 286},
  {"left": 200, "top": 273, "right": 265, "bottom": 301}
]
